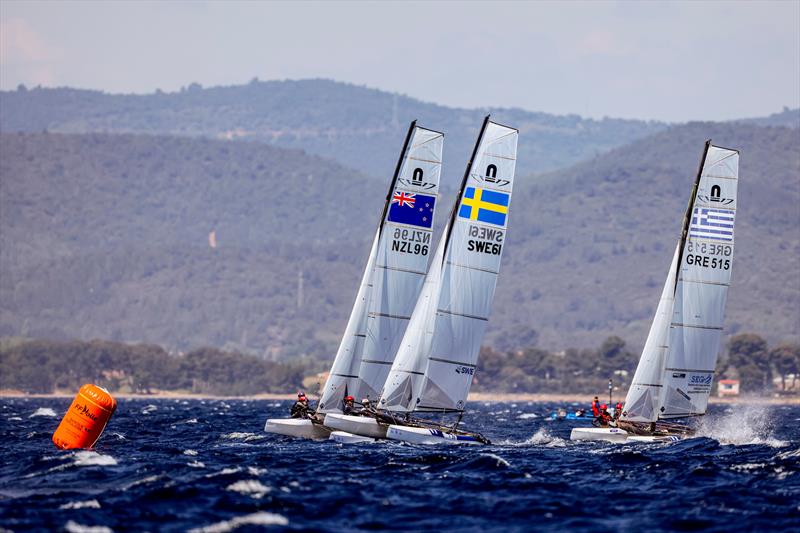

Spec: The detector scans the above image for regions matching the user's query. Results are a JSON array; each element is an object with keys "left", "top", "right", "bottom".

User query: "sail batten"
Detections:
[{"left": 380, "top": 117, "right": 519, "bottom": 414}]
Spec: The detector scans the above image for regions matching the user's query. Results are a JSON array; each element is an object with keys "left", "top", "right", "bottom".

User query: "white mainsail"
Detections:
[
  {"left": 317, "top": 123, "right": 443, "bottom": 413},
  {"left": 357, "top": 127, "right": 443, "bottom": 400},
  {"left": 623, "top": 143, "right": 739, "bottom": 422},
  {"left": 380, "top": 117, "right": 518, "bottom": 413}
]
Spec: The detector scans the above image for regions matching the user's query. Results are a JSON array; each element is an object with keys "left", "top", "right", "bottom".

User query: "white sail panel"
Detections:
[
  {"left": 357, "top": 127, "right": 443, "bottom": 400},
  {"left": 380, "top": 120, "right": 518, "bottom": 413},
  {"left": 379, "top": 233, "right": 446, "bottom": 411},
  {"left": 659, "top": 145, "right": 738, "bottom": 419},
  {"left": 317, "top": 229, "right": 380, "bottom": 413},
  {"left": 622, "top": 243, "right": 679, "bottom": 423}
]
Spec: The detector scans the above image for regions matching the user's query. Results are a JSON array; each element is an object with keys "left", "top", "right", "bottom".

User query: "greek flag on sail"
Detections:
[{"left": 689, "top": 207, "right": 734, "bottom": 242}]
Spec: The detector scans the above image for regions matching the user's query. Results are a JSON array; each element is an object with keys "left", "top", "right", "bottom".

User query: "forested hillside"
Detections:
[
  {"left": 0, "top": 79, "right": 667, "bottom": 181},
  {"left": 1, "top": 122, "right": 798, "bottom": 362}
]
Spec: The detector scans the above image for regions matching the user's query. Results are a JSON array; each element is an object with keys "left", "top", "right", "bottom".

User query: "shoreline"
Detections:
[{"left": 1, "top": 389, "right": 798, "bottom": 405}]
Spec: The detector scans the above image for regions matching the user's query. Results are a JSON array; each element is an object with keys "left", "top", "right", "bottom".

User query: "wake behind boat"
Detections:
[{"left": 571, "top": 141, "right": 740, "bottom": 444}]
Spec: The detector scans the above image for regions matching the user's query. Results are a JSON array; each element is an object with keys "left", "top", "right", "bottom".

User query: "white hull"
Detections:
[
  {"left": 570, "top": 427, "right": 682, "bottom": 443},
  {"left": 329, "top": 431, "right": 378, "bottom": 444},
  {"left": 264, "top": 418, "right": 331, "bottom": 440},
  {"left": 570, "top": 427, "right": 629, "bottom": 442},
  {"left": 386, "top": 425, "right": 484, "bottom": 445},
  {"left": 323, "top": 413, "right": 389, "bottom": 438}
]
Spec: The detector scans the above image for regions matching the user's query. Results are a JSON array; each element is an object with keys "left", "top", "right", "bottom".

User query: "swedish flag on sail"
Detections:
[{"left": 458, "top": 187, "right": 509, "bottom": 226}]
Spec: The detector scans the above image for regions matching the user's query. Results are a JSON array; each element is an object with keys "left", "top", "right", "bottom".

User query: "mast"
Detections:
[
  {"left": 441, "top": 114, "right": 491, "bottom": 261},
  {"left": 378, "top": 120, "right": 417, "bottom": 231},
  {"left": 673, "top": 140, "right": 711, "bottom": 295}
]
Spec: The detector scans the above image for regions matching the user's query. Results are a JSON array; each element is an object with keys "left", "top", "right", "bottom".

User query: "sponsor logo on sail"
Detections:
[
  {"left": 458, "top": 187, "right": 510, "bottom": 227},
  {"left": 388, "top": 190, "right": 436, "bottom": 229},
  {"left": 689, "top": 207, "right": 734, "bottom": 242},
  {"left": 689, "top": 375, "right": 712, "bottom": 386}
]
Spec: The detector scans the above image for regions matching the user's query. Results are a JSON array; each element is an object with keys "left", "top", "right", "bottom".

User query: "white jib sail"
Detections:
[
  {"left": 317, "top": 229, "right": 380, "bottom": 413},
  {"left": 659, "top": 145, "right": 738, "bottom": 418},
  {"left": 380, "top": 119, "right": 519, "bottom": 413},
  {"left": 317, "top": 124, "right": 443, "bottom": 413},
  {"left": 622, "top": 243, "right": 680, "bottom": 422},
  {"left": 357, "top": 127, "right": 443, "bottom": 401}
]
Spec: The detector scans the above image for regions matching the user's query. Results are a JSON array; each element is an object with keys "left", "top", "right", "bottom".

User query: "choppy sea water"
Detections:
[{"left": 1, "top": 398, "right": 798, "bottom": 532}]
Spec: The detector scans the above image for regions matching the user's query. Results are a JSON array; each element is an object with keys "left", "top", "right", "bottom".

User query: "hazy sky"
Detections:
[{"left": 1, "top": 0, "right": 798, "bottom": 122}]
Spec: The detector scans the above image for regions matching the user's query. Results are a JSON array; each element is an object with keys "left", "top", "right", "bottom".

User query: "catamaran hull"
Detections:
[
  {"left": 386, "top": 425, "right": 484, "bottom": 445},
  {"left": 569, "top": 427, "right": 682, "bottom": 443},
  {"left": 569, "top": 427, "right": 629, "bottom": 442},
  {"left": 323, "top": 413, "right": 388, "bottom": 438},
  {"left": 329, "top": 431, "right": 378, "bottom": 444},
  {"left": 264, "top": 418, "right": 331, "bottom": 440}
]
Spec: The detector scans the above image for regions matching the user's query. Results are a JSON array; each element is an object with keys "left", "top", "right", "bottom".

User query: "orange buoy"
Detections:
[{"left": 52, "top": 384, "right": 117, "bottom": 450}]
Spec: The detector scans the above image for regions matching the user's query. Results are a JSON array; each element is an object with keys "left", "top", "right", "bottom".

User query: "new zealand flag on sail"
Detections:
[{"left": 387, "top": 190, "right": 436, "bottom": 228}]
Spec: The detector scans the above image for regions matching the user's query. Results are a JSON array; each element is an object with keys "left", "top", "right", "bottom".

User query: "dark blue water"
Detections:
[{"left": 1, "top": 398, "right": 798, "bottom": 532}]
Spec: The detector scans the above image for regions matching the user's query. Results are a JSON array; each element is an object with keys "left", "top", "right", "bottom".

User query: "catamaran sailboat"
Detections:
[
  {"left": 264, "top": 121, "right": 443, "bottom": 440},
  {"left": 326, "top": 116, "right": 519, "bottom": 445},
  {"left": 571, "top": 141, "right": 739, "bottom": 443}
]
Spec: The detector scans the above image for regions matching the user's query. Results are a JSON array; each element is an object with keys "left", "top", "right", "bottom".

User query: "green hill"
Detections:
[
  {"left": 1, "top": 123, "right": 797, "bottom": 362},
  {"left": 0, "top": 79, "right": 667, "bottom": 181}
]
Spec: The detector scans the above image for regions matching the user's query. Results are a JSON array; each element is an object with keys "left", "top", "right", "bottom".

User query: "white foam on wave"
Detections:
[
  {"left": 29, "top": 407, "right": 57, "bottom": 418},
  {"left": 205, "top": 467, "right": 242, "bottom": 478},
  {"left": 60, "top": 500, "right": 101, "bottom": 510},
  {"left": 499, "top": 427, "right": 567, "bottom": 447},
  {"left": 188, "top": 511, "right": 288, "bottom": 532},
  {"left": 64, "top": 521, "right": 113, "bottom": 533},
  {"left": 517, "top": 413, "right": 539, "bottom": 420},
  {"left": 480, "top": 453, "right": 511, "bottom": 467},
  {"left": 74, "top": 451, "right": 118, "bottom": 467},
  {"left": 696, "top": 404, "right": 789, "bottom": 447},
  {"left": 187, "top": 461, "right": 206, "bottom": 468},
  {"left": 247, "top": 466, "right": 267, "bottom": 476},
  {"left": 221, "top": 432, "right": 264, "bottom": 442},
  {"left": 225, "top": 480, "right": 271, "bottom": 498},
  {"left": 8, "top": 416, "right": 22, "bottom": 421},
  {"left": 184, "top": 449, "right": 198, "bottom": 456},
  {"left": 141, "top": 404, "right": 158, "bottom": 414}
]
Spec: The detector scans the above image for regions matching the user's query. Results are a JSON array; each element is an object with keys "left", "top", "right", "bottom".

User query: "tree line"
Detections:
[{"left": 0, "top": 333, "right": 797, "bottom": 395}]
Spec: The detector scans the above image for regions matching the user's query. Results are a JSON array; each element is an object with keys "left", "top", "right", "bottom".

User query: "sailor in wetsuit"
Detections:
[
  {"left": 290, "top": 392, "right": 311, "bottom": 418},
  {"left": 342, "top": 395, "right": 356, "bottom": 415}
]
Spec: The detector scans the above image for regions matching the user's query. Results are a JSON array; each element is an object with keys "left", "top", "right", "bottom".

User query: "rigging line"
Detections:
[
  {"left": 361, "top": 359, "right": 393, "bottom": 366},
  {"left": 675, "top": 140, "right": 711, "bottom": 297}
]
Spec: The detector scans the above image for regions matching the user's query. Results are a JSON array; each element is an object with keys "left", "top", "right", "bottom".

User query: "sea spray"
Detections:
[{"left": 696, "top": 403, "right": 788, "bottom": 447}]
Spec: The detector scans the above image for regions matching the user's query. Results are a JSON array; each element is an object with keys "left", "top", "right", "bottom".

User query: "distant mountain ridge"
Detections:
[
  {"left": 1, "top": 122, "right": 797, "bottom": 358},
  {"left": 0, "top": 79, "right": 669, "bottom": 181}
]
